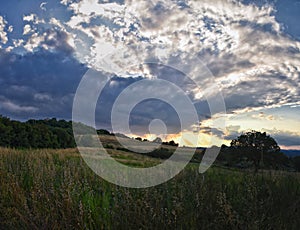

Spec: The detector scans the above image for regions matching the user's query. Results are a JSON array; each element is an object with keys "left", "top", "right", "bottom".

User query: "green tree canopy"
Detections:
[
  {"left": 230, "top": 131, "right": 281, "bottom": 171},
  {"left": 231, "top": 131, "right": 280, "bottom": 153}
]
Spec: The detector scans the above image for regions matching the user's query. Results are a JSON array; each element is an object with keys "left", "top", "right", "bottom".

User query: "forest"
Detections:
[{"left": 0, "top": 115, "right": 75, "bottom": 149}]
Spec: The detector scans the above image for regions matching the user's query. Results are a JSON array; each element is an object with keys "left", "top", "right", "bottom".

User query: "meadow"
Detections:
[{"left": 1, "top": 147, "right": 300, "bottom": 229}]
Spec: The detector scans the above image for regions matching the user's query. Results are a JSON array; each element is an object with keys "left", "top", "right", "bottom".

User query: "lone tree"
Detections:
[{"left": 230, "top": 131, "right": 280, "bottom": 172}]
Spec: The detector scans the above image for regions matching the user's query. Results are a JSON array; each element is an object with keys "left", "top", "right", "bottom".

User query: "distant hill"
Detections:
[
  {"left": 281, "top": 150, "right": 300, "bottom": 157},
  {"left": 1, "top": 115, "right": 300, "bottom": 172}
]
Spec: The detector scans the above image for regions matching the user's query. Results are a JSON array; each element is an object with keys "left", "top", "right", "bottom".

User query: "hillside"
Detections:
[
  {"left": 0, "top": 115, "right": 299, "bottom": 172},
  {"left": 1, "top": 148, "right": 300, "bottom": 229}
]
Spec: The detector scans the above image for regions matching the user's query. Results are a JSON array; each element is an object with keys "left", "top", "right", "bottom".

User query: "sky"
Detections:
[{"left": 0, "top": 0, "right": 299, "bottom": 149}]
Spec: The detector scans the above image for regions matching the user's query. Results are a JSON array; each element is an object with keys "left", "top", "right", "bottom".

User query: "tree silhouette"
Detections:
[
  {"left": 0, "top": 115, "right": 76, "bottom": 149},
  {"left": 153, "top": 137, "right": 162, "bottom": 143},
  {"left": 230, "top": 131, "right": 280, "bottom": 172}
]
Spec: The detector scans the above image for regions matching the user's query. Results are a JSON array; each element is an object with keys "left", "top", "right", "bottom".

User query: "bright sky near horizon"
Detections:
[{"left": 0, "top": 0, "right": 299, "bottom": 149}]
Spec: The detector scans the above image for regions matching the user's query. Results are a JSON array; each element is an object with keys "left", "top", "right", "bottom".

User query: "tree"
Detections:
[
  {"left": 153, "top": 137, "right": 162, "bottom": 143},
  {"left": 162, "top": 140, "right": 179, "bottom": 147},
  {"left": 167, "top": 140, "right": 179, "bottom": 147},
  {"left": 230, "top": 131, "right": 280, "bottom": 172},
  {"left": 97, "top": 129, "right": 111, "bottom": 135}
]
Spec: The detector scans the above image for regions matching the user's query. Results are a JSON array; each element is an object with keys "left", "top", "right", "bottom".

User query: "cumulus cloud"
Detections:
[
  {"left": 1, "top": 0, "right": 299, "bottom": 145},
  {"left": 50, "top": 0, "right": 299, "bottom": 116},
  {"left": 22, "top": 29, "right": 75, "bottom": 54},
  {"left": 4, "top": 1, "right": 300, "bottom": 113},
  {"left": 23, "top": 24, "right": 34, "bottom": 35},
  {"left": 23, "top": 14, "right": 45, "bottom": 24},
  {"left": 0, "top": 16, "right": 10, "bottom": 45},
  {"left": 9, "top": 13, "right": 75, "bottom": 54}
]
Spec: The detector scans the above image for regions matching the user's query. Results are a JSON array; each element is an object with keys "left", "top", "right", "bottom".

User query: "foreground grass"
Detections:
[{"left": 0, "top": 148, "right": 300, "bottom": 229}]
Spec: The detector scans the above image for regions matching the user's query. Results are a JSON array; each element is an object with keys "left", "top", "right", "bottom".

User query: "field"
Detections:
[{"left": 1, "top": 147, "right": 300, "bottom": 229}]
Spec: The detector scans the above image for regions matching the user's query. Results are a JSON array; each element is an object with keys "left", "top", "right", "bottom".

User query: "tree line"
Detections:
[
  {"left": 1, "top": 116, "right": 299, "bottom": 171},
  {"left": 0, "top": 116, "right": 75, "bottom": 149}
]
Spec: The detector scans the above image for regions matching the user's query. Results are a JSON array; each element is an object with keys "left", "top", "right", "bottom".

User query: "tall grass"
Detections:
[{"left": 0, "top": 148, "right": 299, "bottom": 229}]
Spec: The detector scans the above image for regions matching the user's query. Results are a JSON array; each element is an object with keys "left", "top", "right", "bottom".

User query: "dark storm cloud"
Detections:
[
  {"left": 0, "top": 49, "right": 87, "bottom": 119},
  {"left": 268, "top": 130, "right": 300, "bottom": 147},
  {"left": 223, "top": 126, "right": 300, "bottom": 147},
  {"left": 222, "top": 71, "right": 300, "bottom": 113},
  {"left": 0, "top": 47, "right": 205, "bottom": 133},
  {"left": 94, "top": 75, "right": 194, "bottom": 134},
  {"left": 200, "top": 126, "right": 225, "bottom": 138},
  {"left": 128, "top": 99, "right": 181, "bottom": 135}
]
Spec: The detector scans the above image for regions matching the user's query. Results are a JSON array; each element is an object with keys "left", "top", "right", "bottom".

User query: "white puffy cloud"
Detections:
[
  {"left": 0, "top": 16, "right": 9, "bottom": 45},
  {"left": 8, "top": 1, "right": 300, "bottom": 107},
  {"left": 12, "top": 39, "right": 25, "bottom": 48},
  {"left": 8, "top": 25, "right": 13, "bottom": 33},
  {"left": 23, "top": 32, "right": 45, "bottom": 52},
  {"left": 47, "top": 0, "right": 300, "bottom": 127},
  {"left": 3, "top": 0, "right": 300, "bottom": 138},
  {"left": 23, "top": 14, "right": 45, "bottom": 24},
  {"left": 60, "top": 0, "right": 71, "bottom": 5},
  {"left": 23, "top": 24, "right": 34, "bottom": 35},
  {"left": 20, "top": 21, "right": 75, "bottom": 53}
]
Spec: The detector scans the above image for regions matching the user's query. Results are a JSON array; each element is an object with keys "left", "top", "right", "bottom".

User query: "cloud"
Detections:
[
  {"left": 23, "top": 14, "right": 45, "bottom": 24},
  {"left": 94, "top": 75, "right": 186, "bottom": 133},
  {"left": 0, "top": 49, "right": 87, "bottom": 119},
  {"left": 3, "top": 0, "right": 299, "bottom": 115},
  {"left": 23, "top": 24, "right": 33, "bottom": 35},
  {"left": 251, "top": 112, "right": 277, "bottom": 121},
  {"left": 51, "top": 0, "right": 299, "bottom": 116},
  {"left": 223, "top": 125, "right": 241, "bottom": 141},
  {"left": 22, "top": 29, "right": 75, "bottom": 54},
  {"left": 0, "top": 99, "right": 38, "bottom": 113},
  {"left": 11, "top": 14, "right": 74, "bottom": 54},
  {"left": 40, "top": 2, "right": 47, "bottom": 11},
  {"left": 0, "top": 16, "right": 10, "bottom": 45},
  {"left": 217, "top": 124, "right": 300, "bottom": 147},
  {"left": 262, "top": 128, "right": 300, "bottom": 147},
  {"left": 34, "top": 93, "right": 53, "bottom": 101},
  {"left": 1, "top": 0, "right": 299, "bottom": 145}
]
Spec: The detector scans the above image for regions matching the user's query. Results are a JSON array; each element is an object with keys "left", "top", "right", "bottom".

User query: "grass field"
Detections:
[{"left": 1, "top": 147, "right": 300, "bottom": 229}]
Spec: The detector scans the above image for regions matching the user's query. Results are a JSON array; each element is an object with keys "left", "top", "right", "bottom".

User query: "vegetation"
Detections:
[
  {"left": 135, "top": 136, "right": 179, "bottom": 146},
  {"left": 219, "top": 131, "right": 293, "bottom": 172},
  {"left": 0, "top": 116, "right": 75, "bottom": 149},
  {"left": 1, "top": 115, "right": 299, "bottom": 172},
  {"left": 230, "top": 131, "right": 281, "bottom": 170},
  {"left": 0, "top": 148, "right": 299, "bottom": 229},
  {"left": 1, "top": 116, "right": 299, "bottom": 172},
  {"left": 0, "top": 115, "right": 179, "bottom": 150},
  {"left": 292, "top": 156, "right": 300, "bottom": 171},
  {"left": 0, "top": 116, "right": 300, "bottom": 228}
]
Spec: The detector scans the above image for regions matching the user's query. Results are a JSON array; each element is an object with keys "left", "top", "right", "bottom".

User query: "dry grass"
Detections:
[{"left": 0, "top": 147, "right": 300, "bottom": 229}]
